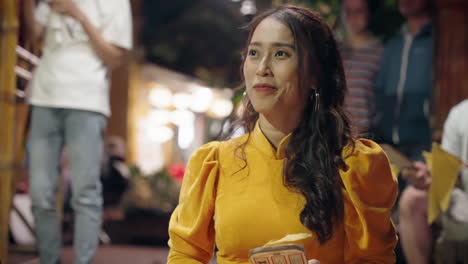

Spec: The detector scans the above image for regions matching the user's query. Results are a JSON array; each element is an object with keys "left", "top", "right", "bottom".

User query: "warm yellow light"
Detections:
[
  {"left": 190, "top": 87, "right": 213, "bottom": 113},
  {"left": 172, "top": 92, "right": 193, "bottom": 109},
  {"left": 210, "top": 98, "right": 234, "bottom": 119},
  {"left": 149, "top": 84, "right": 172, "bottom": 108},
  {"left": 147, "top": 109, "right": 171, "bottom": 126},
  {"left": 147, "top": 126, "right": 174, "bottom": 143},
  {"left": 171, "top": 110, "right": 195, "bottom": 127}
]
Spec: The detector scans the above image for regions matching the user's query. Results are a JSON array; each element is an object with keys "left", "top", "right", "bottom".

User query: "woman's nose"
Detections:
[{"left": 256, "top": 57, "right": 273, "bottom": 77}]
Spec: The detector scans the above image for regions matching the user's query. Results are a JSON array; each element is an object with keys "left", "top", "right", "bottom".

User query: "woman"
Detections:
[
  {"left": 341, "top": 0, "right": 383, "bottom": 137},
  {"left": 168, "top": 5, "right": 397, "bottom": 264}
]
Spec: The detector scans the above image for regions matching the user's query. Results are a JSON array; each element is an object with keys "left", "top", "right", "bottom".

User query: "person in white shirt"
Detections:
[
  {"left": 399, "top": 99, "right": 468, "bottom": 264},
  {"left": 24, "top": 0, "right": 132, "bottom": 263}
]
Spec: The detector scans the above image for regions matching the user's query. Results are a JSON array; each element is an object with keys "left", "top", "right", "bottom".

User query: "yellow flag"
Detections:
[
  {"left": 422, "top": 151, "right": 432, "bottom": 170},
  {"left": 427, "top": 143, "right": 462, "bottom": 224},
  {"left": 390, "top": 164, "right": 400, "bottom": 179},
  {"left": 423, "top": 151, "right": 438, "bottom": 224}
]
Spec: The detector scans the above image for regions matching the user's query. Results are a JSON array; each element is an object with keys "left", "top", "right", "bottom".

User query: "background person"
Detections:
[
  {"left": 24, "top": 0, "right": 132, "bottom": 262},
  {"left": 341, "top": 0, "right": 383, "bottom": 137},
  {"left": 399, "top": 99, "right": 468, "bottom": 264}
]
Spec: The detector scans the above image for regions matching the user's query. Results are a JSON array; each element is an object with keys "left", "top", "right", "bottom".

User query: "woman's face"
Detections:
[
  {"left": 344, "top": 0, "right": 369, "bottom": 35},
  {"left": 243, "top": 17, "right": 305, "bottom": 116}
]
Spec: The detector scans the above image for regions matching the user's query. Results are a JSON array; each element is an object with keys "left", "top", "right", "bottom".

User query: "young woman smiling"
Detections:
[{"left": 167, "top": 5, "right": 398, "bottom": 264}]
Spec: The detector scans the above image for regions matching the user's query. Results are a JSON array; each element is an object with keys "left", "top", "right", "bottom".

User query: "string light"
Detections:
[
  {"left": 240, "top": 0, "right": 257, "bottom": 15},
  {"left": 149, "top": 84, "right": 172, "bottom": 108}
]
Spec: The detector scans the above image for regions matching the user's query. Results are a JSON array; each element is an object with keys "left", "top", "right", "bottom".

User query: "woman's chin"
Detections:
[{"left": 252, "top": 104, "right": 275, "bottom": 116}]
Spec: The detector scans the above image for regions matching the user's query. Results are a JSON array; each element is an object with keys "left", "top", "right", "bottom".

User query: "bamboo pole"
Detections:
[{"left": 0, "top": 0, "right": 19, "bottom": 261}]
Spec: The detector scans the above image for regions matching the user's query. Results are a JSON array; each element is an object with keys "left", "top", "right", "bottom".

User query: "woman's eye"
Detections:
[
  {"left": 275, "top": 50, "right": 288, "bottom": 57},
  {"left": 248, "top": 49, "right": 258, "bottom": 56}
]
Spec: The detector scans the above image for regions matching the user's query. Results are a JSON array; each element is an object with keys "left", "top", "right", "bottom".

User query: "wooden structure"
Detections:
[
  {"left": 0, "top": 0, "right": 19, "bottom": 262},
  {"left": 432, "top": 1, "right": 468, "bottom": 262},
  {"left": 0, "top": 1, "right": 37, "bottom": 262},
  {"left": 107, "top": 0, "right": 141, "bottom": 164},
  {"left": 433, "top": 0, "right": 468, "bottom": 129}
]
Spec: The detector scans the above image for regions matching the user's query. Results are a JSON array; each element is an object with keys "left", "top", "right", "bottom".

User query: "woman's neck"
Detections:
[
  {"left": 347, "top": 31, "right": 372, "bottom": 48},
  {"left": 258, "top": 113, "right": 298, "bottom": 149}
]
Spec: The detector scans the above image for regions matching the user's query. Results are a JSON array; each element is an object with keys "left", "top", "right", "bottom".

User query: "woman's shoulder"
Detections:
[
  {"left": 189, "top": 133, "right": 250, "bottom": 162},
  {"left": 187, "top": 141, "right": 222, "bottom": 166},
  {"left": 368, "top": 38, "right": 383, "bottom": 49}
]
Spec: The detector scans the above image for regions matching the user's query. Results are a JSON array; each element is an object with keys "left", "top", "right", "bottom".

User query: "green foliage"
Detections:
[
  {"left": 123, "top": 166, "right": 180, "bottom": 213},
  {"left": 292, "top": 0, "right": 403, "bottom": 41},
  {"left": 141, "top": 0, "right": 245, "bottom": 87},
  {"left": 301, "top": 0, "right": 342, "bottom": 27},
  {"left": 141, "top": 0, "right": 404, "bottom": 88}
]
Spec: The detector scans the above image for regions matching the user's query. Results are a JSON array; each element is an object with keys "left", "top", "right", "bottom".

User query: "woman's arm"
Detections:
[
  {"left": 341, "top": 139, "right": 398, "bottom": 264},
  {"left": 48, "top": 0, "right": 126, "bottom": 69},
  {"left": 24, "top": 0, "right": 46, "bottom": 44},
  {"left": 168, "top": 142, "right": 220, "bottom": 263}
]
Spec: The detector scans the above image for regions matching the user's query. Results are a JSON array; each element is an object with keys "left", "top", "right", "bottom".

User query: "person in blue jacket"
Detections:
[
  {"left": 373, "top": 0, "right": 434, "bottom": 263},
  {"left": 374, "top": 0, "right": 433, "bottom": 161}
]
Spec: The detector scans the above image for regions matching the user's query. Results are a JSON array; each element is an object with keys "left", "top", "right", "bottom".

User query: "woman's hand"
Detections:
[
  {"left": 308, "top": 260, "right": 320, "bottom": 264},
  {"left": 401, "top": 161, "right": 431, "bottom": 190}
]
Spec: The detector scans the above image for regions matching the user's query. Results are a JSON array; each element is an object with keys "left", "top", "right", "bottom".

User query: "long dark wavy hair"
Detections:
[{"left": 227, "top": 5, "right": 354, "bottom": 244}]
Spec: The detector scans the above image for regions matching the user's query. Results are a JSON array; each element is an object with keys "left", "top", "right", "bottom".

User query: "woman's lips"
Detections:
[{"left": 253, "top": 84, "right": 276, "bottom": 91}]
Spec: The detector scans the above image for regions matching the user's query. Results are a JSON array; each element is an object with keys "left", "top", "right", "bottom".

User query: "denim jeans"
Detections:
[{"left": 28, "top": 106, "right": 106, "bottom": 264}]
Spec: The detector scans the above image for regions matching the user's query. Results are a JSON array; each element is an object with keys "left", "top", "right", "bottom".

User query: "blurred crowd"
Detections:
[
  {"left": 8, "top": 0, "right": 468, "bottom": 264},
  {"left": 341, "top": 1, "right": 467, "bottom": 264}
]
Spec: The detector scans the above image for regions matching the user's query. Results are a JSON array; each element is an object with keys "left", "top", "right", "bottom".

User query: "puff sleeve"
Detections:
[
  {"left": 341, "top": 139, "right": 398, "bottom": 264},
  {"left": 167, "top": 142, "right": 220, "bottom": 264}
]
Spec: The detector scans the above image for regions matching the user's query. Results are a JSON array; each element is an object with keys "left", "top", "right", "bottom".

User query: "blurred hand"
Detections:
[
  {"left": 49, "top": 0, "right": 83, "bottom": 21},
  {"left": 308, "top": 260, "right": 320, "bottom": 264},
  {"left": 402, "top": 161, "right": 431, "bottom": 190}
]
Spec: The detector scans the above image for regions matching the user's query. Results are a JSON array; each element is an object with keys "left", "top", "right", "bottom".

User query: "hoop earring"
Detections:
[{"left": 310, "top": 89, "right": 320, "bottom": 111}]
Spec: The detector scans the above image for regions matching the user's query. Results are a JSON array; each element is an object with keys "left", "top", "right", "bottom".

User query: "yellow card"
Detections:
[{"left": 427, "top": 143, "right": 462, "bottom": 224}]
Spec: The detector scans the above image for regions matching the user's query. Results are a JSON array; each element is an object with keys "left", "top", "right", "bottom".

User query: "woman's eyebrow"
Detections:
[
  {"left": 248, "top": 42, "right": 262, "bottom": 47},
  {"left": 272, "top": 42, "right": 295, "bottom": 49},
  {"left": 248, "top": 41, "right": 295, "bottom": 49}
]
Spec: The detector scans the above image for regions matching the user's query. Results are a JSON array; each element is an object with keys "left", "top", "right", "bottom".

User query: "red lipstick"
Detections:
[{"left": 253, "top": 83, "right": 276, "bottom": 91}]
